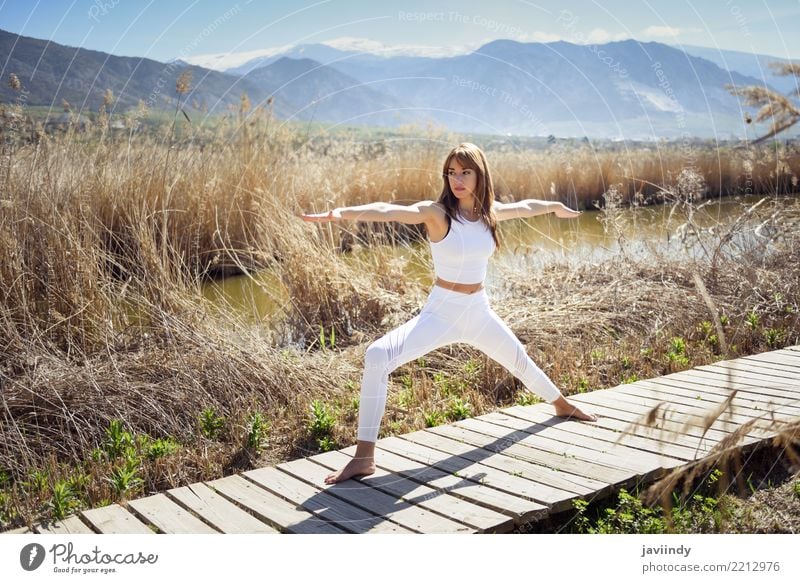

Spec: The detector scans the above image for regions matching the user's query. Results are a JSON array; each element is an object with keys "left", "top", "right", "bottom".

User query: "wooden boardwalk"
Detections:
[{"left": 5, "top": 346, "right": 800, "bottom": 534}]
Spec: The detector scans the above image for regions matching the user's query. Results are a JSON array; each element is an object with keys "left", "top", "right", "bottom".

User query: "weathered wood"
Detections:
[
  {"left": 167, "top": 482, "right": 278, "bottom": 534},
  {"left": 700, "top": 362, "right": 800, "bottom": 384},
  {"left": 495, "top": 407, "right": 699, "bottom": 461},
  {"left": 735, "top": 357, "right": 800, "bottom": 375},
  {"left": 614, "top": 382, "right": 800, "bottom": 422},
  {"left": 209, "top": 474, "right": 346, "bottom": 534},
  {"left": 637, "top": 377, "right": 800, "bottom": 413},
  {"left": 310, "top": 449, "right": 514, "bottom": 533},
  {"left": 425, "top": 422, "right": 620, "bottom": 492},
  {"left": 452, "top": 413, "right": 682, "bottom": 477},
  {"left": 643, "top": 373, "right": 800, "bottom": 407},
  {"left": 456, "top": 411, "right": 685, "bottom": 472},
  {"left": 569, "top": 392, "right": 765, "bottom": 446},
  {"left": 379, "top": 434, "right": 578, "bottom": 512},
  {"left": 686, "top": 368, "right": 800, "bottom": 395},
  {"left": 587, "top": 389, "right": 776, "bottom": 434},
  {"left": 697, "top": 370, "right": 800, "bottom": 395},
  {"left": 245, "top": 466, "right": 412, "bottom": 533},
  {"left": 81, "top": 504, "right": 154, "bottom": 534},
  {"left": 34, "top": 515, "right": 94, "bottom": 534},
  {"left": 127, "top": 494, "right": 218, "bottom": 534},
  {"left": 279, "top": 457, "right": 471, "bottom": 533},
  {"left": 341, "top": 444, "right": 548, "bottom": 525}
]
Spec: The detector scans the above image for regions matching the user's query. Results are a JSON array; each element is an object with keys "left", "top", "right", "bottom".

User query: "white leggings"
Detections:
[{"left": 357, "top": 285, "right": 563, "bottom": 442}]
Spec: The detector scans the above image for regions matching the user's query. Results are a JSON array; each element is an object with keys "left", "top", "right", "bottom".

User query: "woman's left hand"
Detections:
[{"left": 553, "top": 203, "right": 582, "bottom": 219}]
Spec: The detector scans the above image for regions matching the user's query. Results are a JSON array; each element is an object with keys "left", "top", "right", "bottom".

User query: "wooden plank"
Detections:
[
  {"left": 435, "top": 419, "right": 638, "bottom": 495},
  {"left": 590, "top": 388, "right": 766, "bottom": 430},
  {"left": 495, "top": 406, "right": 699, "bottom": 461},
  {"left": 342, "top": 444, "right": 548, "bottom": 525},
  {"left": 569, "top": 392, "right": 765, "bottom": 446},
  {"left": 453, "top": 414, "right": 683, "bottom": 476},
  {"left": 310, "top": 449, "right": 514, "bottom": 533},
  {"left": 595, "top": 388, "right": 796, "bottom": 442},
  {"left": 81, "top": 504, "right": 154, "bottom": 534},
  {"left": 209, "top": 475, "right": 346, "bottom": 534},
  {"left": 639, "top": 376, "right": 800, "bottom": 413},
  {"left": 687, "top": 368, "right": 800, "bottom": 394},
  {"left": 400, "top": 429, "right": 593, "bottom": 501},
  {"left": 737, "top": 357, "right": 800, "bottom": 375},
  {"left": 701, "top": 361, "right": 800, "bottom": 383},
  {"left": 644, "top": 372, "right": 800, "bottom": 406},
  {"left": 458, "top": 412, "right": 686, "bottom": 472},
  {"left": 613, "top": 382, "right": 799, "bottom": 422},
  {"left": 380, "top": 434, "right": 578, "bottom": 513},
  {"left": 279, "top": 457, "right": 471, "bottom": 533},
  {"left": 675, "top": 370, "right": 800, "bottom": 401},
  {"left": 699, "top": 366, "right": 800, "bottom": 392},
  {"left": 622, "top": 380, "right": 800, "bottom": 417},
  {"left": 127, "top": 493, "right": 218, "bottom": 534},
  {"left": 34, "top": 515, "right": 94, "bottom": 534},
  {"left": 167, "top": 482, "right": 278, "bottom": 534},
  {"left": 245, "top": 466, "right": 412, "bottom": 533}
]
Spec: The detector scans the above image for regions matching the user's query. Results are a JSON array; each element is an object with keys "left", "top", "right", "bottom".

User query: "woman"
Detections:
[{"left": 301, "top": 142, "right": 596, "bottom": 485}]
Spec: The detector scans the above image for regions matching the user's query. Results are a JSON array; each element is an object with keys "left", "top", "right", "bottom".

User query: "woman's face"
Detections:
[{"left": 446, "top": 157, "right": 478, "bottom": 202}]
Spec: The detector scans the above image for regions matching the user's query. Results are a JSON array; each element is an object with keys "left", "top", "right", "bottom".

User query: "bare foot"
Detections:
[
  {"left": 324, "top": 457, "right": 376, "bottom": 484},
  {"left": 552, "top": 397, "right": 598, "bottom": 422}
]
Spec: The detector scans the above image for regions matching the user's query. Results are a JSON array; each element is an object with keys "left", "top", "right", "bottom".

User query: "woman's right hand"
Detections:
[{"left": 299, "top": 209, "right": 341, "bottom": 223}]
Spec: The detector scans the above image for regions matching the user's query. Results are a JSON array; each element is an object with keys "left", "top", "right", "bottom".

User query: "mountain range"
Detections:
[{"left": 1, "top": 27, "right": 797, "bottom": 139}]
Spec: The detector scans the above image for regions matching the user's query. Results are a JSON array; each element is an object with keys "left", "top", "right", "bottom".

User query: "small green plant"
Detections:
[
  {"left": 667, "top": 337, "right": 689, "bottom": 366},
  {"left": 316, "top": 435, "right": 337, "bottom": 452},
  {"left": 446, "top": 397, "right": 472, "bottom": 421},
  {"left": 397, "top": 387, "right": 414, "bottom": 409},
  {"left": 698, "top": 320, "right": 714, "bottom": 337},
  {"left": 319, "top": 325, "right": 336, "bottom": 350},
  {"left": 198, "top": 408, "right": 225, "bottom": 439},
  {"left": 24, "top": 470, "right": 49, "bottom": 494},
  {"left": 140, "top": 436, "right": 180, "bottom": 461},
  {"left": 621, "top": 356, "right": 632, "bottom": 369},
  {"left": 516, "top": 392, "right": 542, "bottom": 406},
  {"left": 244, "top": 412, "right": 270, "bottom": 453},
  {"left": 573, "top": 488, "right": 666, "bottom": 534},
  {"left": 622, "top": 374, "right": 639, "bottom": 384},
  {"left": 763, "top": 328, "right": 785, "bottom": 348},
  {"left": 719, "top": 314, "right": 730, "bottom": 326},
  {"left": 463, "top": 358, "right": 481, "bottom": 378},
  {"left": 106, "top": 459, "right": 143, "bottom": 499},
  {"left": 398, "top": 374, "right": 413, "bottom": 390},
  {"left": 103, "top": 420, "right": 135, "bottom": 461},
  {"left": 424, "top": 410, "right": 445, "bottom": 427},
  {"left": 590, "top": 348, "right": 604, "bottom": 361},
  {"left": 48, "top": 481, "right": 79, "bottom": 520},
  {"left": 309, "top": 400, "right": 336, "bottom": 437},
  {"left": 576, "top": 377, "right": 590, "bottom": 393},
  {"left": 745, "top": 309, "right": 760, "bottom": 329},
  {"left": 792, "top": 480, "right": 800, "bottom": 499}
]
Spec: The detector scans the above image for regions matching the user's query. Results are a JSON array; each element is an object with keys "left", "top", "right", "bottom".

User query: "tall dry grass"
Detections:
[{"left": 0, "top": 97, "right": 799, "bottom": 530}]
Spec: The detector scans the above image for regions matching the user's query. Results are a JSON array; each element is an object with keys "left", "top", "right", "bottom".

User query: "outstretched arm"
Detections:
[
  {"left": 493, "top": 199, "right": 581, "bottom": 221},
  {"left": 300, "top": 201, "right": 435, "bottom": 224}
]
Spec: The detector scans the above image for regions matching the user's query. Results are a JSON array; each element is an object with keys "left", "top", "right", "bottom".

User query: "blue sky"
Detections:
[{"left": 1, "top": 0, "right": 798, "bottom": 69}]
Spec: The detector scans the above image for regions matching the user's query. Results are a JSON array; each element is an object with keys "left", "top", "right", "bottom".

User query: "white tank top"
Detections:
[{"left": 429, "top": 210, "right": 496, "bottom": 284}]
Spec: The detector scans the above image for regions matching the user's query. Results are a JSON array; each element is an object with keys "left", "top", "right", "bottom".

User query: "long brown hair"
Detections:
[{"left": 436, "top": 142, "right": 501, "bottom": 250}]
